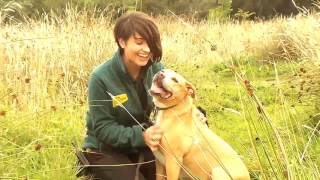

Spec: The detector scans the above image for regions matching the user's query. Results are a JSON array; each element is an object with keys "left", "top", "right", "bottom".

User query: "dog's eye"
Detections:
[{"left": 171, "top": 77, "right": 179, "bottom": 83}]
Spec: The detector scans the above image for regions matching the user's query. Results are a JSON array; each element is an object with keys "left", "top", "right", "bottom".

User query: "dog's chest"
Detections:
[
  {"left": 154, "top": 112, "right": 174, "bottom": 129},
  {"left": 154, "top": 150, "right": 191, "bottom": 179}
]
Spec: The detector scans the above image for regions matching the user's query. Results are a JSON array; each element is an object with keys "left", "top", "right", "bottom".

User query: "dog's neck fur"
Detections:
[{"left": 158, "top": 95, "right": 194, "bottom": 119}]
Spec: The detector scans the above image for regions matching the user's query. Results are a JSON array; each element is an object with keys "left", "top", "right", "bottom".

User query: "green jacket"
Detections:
[{"left": 83, "top": 50, "right": 164, "bottom": 154}]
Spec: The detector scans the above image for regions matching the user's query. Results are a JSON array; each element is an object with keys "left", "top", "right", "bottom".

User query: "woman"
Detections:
[{"left": 81, "top": 12, "right": 164, "bottom": 179}]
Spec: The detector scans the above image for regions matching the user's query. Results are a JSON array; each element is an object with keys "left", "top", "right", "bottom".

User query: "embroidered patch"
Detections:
[{"left": 112, "top": 94, "right": 128, "bottom": 107}]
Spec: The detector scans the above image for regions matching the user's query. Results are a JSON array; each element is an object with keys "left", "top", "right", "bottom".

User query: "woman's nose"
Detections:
[{"left": 142, "top": 44, "right": 150, "bottom": 53}]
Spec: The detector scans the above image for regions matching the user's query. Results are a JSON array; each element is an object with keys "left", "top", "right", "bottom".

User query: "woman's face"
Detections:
[{"left": 119, "top": 33, "right": 152, "bottom": 67}]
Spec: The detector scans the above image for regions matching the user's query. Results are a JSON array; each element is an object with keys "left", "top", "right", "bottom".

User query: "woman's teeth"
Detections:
[{"left": 138, "top": 54, "right": 149, "bottom": 58}]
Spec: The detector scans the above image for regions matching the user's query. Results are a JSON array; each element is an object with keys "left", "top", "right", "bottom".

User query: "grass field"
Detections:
[{"left": 0, "top": 8, "right": 319, "bottom": 179}]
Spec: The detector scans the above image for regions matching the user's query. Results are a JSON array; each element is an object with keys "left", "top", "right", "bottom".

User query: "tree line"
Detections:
[
  {"left": 0, "top": 0, "right": 228, "bottom": 16},
  {"left": 0, "top": 0, "right": 316, "bottom": 23}
]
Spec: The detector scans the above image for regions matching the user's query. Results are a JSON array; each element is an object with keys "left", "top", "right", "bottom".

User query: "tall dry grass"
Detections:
[{"left": 1, "top": 10, "right": 320, "bottom": 111}]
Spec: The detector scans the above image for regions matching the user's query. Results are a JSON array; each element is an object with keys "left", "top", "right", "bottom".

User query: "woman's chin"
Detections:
[{"left": 136, "top": 59, "right": 150, "bottom": 67}]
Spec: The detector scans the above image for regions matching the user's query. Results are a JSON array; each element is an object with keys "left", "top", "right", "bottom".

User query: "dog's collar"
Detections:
[{"left": 150, "top": 104, "right": 177, "bottom": 123}]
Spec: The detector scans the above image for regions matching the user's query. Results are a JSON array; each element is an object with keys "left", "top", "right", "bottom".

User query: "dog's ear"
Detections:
[{"left": 186, "top": 81, "right": 196, "bottom": 98}]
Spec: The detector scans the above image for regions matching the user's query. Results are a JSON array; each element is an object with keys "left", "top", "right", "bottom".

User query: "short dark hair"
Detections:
[{"left": 113, "top": 11, "right": 162, "bottom": 62}]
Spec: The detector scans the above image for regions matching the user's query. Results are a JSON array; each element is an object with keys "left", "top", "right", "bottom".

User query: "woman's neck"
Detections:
[{"left": 122, "top": 56, "right": 141, "bottom": 81}]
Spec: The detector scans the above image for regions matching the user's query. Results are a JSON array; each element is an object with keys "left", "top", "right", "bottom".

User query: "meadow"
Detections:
[{"left": 0, "top": 8, "right": 319, "bottom": 179}]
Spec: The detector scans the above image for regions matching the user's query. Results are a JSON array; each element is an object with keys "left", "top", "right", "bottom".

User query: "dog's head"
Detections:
[{"left": 149, "top": 69, "right": 196, "bottom": 108}]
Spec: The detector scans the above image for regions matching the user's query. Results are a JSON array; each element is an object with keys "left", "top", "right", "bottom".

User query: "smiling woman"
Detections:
[
  {"left": 118, "top": 33, "right": 153, "bottom": 79},
  {"left": 77, "top": 11, "right": 165, "bottom": 180}
]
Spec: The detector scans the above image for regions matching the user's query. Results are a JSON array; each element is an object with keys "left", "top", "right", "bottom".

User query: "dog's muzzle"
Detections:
[{"left": 149, "top": 71, "right": 172, "bottom": 99}]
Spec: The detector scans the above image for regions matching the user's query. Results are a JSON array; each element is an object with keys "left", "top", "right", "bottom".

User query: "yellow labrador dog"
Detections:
[{"left": 149, "top": 69, "right": 250, "bottom": 180}]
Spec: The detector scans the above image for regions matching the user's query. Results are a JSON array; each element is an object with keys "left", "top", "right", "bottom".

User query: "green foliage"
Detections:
[
  {"left": 0, "top": 108, "right": 85, "bottom": 179},
  {"left": 207, "top": 2, "right": 232, "bottom": 22},
  {"left": 143, "top": 0, "right": 232, "bottom": 18},
  {"left": 234, "top": 9, "right": 255, "bottom": 20},
  {"left": 0, "top": 0, "right": 233, "bottom": 21},
  {"left": 0, "top": 0, "right": 318, "bottom": 22}
]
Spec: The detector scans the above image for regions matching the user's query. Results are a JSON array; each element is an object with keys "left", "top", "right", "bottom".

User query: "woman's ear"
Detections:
[
  {"left": 118, "top": 38, "right": 126, "bottom": 48},
  {"left": 186, "top": 81, "right": 196, "bottom": 98}
]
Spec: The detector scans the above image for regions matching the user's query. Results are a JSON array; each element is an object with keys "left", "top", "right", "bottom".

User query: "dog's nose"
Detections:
[{"left": 157, "top": 71, "right": 165, "bottom": 79}]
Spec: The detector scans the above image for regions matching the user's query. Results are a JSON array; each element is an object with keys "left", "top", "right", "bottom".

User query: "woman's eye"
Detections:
[{"left": 171, "top": 77, "right": 179, "bottom": 83}]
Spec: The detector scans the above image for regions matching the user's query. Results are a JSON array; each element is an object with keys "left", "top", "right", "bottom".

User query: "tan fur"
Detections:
[{"left": 150, "top": 69, "right": 250, "bottom": 180}]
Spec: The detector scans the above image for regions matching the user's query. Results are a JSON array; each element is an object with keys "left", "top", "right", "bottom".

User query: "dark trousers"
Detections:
[{"left": 83, "top": 148, "right": 156, "bottom": 180}]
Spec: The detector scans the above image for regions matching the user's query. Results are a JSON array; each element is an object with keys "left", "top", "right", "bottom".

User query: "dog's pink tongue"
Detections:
[
  {"left": 150, "top": 83, "right": 166, "bottom": 94},
  {"left": 161, "top": 92, "right": 172, "bottom": 99},
  {"left": 150, "top": 83, "right": 171, "bottom": 98}
]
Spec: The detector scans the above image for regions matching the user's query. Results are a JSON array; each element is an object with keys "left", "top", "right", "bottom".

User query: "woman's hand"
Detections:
[{"left": 143, "top": 125, "right": 163, "bottom": 151}]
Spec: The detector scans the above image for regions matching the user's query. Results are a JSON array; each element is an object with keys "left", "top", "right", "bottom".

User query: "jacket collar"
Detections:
[{"left": 113, "top": 49, "right": 130, "bottom": 80}]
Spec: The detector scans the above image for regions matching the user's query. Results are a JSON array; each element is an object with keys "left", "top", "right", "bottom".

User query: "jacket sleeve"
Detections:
[{"left": 88, "top": 74, "right": 146, "bottom": 148}]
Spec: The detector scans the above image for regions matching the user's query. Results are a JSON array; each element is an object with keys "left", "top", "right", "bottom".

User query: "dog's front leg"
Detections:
[
  {"left": 156, "top": 159, "right": 166, "bottom": 180},
  {"left": 165, "top": 155, "right": 183, "bottom": 180}
]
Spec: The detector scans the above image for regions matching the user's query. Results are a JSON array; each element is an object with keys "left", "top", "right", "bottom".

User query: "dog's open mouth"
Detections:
[{"left": 149, "top": 74, "right": 172, "bottom": 99}]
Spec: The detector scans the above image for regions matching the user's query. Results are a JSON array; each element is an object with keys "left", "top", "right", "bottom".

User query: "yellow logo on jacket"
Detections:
[{"left": 112, "top": 94, "right": 128, "bottom": 107}]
